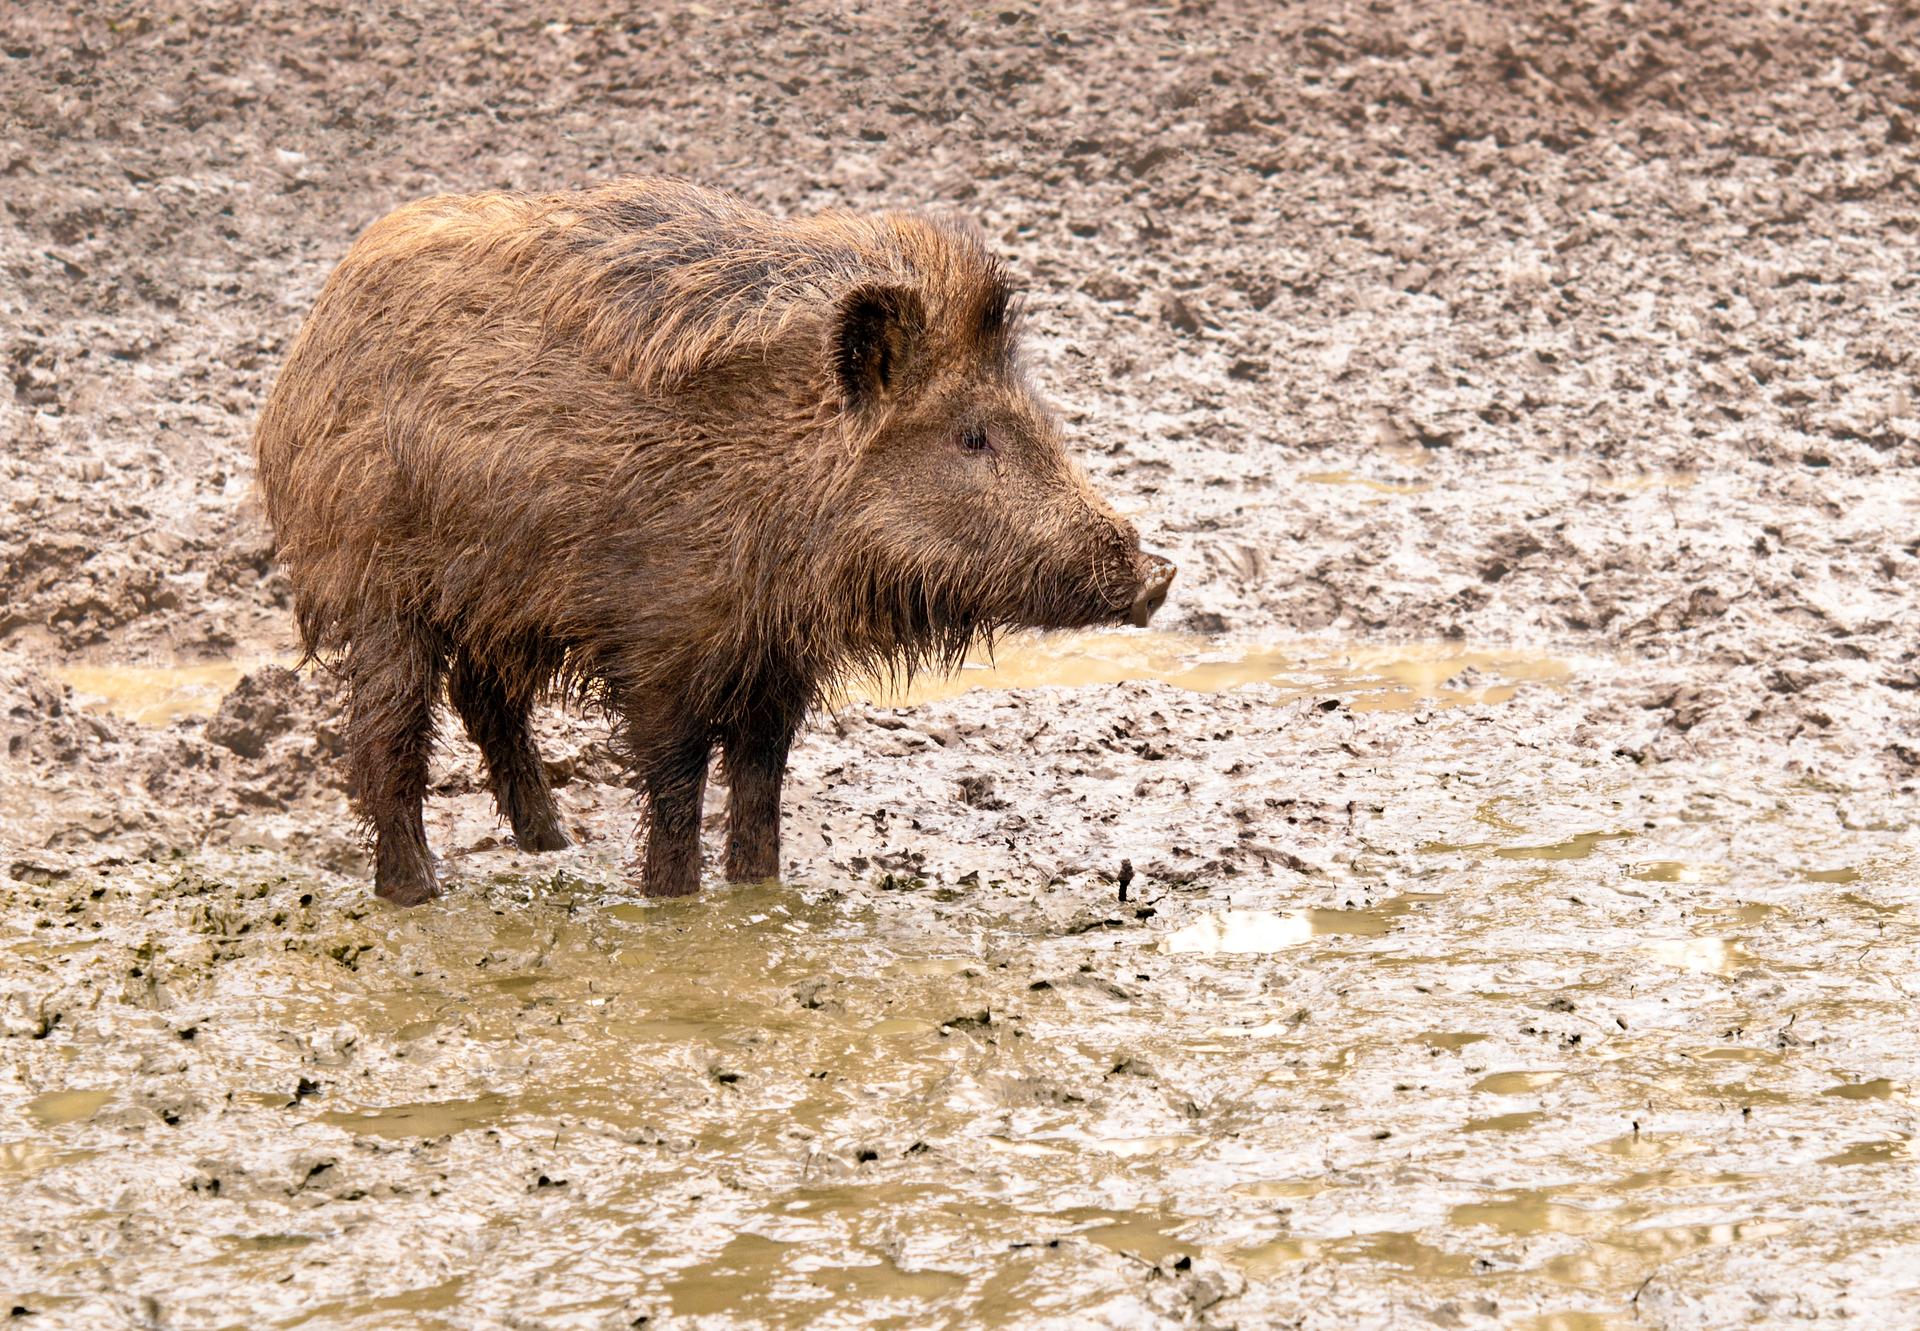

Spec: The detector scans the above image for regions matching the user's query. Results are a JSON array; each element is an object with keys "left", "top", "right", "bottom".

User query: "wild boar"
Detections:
[{"left": 253, "top": 178, "right": 1175, "bottom": 904}]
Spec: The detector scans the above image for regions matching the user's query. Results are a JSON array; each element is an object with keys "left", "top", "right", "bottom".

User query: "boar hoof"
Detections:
[
  {"left": 644, "top": 881, "right": 701, "bottom": 900},
  {"left": 374, "top": 860, "right": 441, "bottom": 907},
  {"left": 516, "top": 823, "right": 570, "bottom": 854},
  {"left": 643, "top": 869, "right": 702, "bottom": 899}
]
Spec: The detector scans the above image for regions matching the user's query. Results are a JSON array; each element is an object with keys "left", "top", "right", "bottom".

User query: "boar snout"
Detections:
[{"left": 1129, "top": 553, "right": 1176, "bottom": 627}]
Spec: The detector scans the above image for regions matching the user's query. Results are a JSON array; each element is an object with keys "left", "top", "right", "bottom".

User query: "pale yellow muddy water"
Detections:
[
  {"left": 57, "top": 634, "right": 1572, "bottom": 724},
  {"left": 1159, "top": 894, "right": 1444, "bottom": 954},
  {"left": 57, "top": 659, "right": 288, "bottom": 725},
  {"left": 7, "top": 772, "right": 1914, "bottom": 1330},
  {"left": 854, "top": 629, "right": 1571, "bottom": 710},
  {"left": 1300, "top": 469, "right": 1434, "bottom": 495}
]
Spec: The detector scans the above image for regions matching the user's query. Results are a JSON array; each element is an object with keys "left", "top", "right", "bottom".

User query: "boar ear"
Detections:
[
  {"left": 833, "top": 283, "right": 923, "bottom": 408},
  {"left": 977, "top": 270, "right": 1020, "bottom": 346}
]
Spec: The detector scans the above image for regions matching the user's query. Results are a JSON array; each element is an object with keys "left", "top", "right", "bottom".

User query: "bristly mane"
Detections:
[{"left": 451, "top": 179, "right": 1024, "bottom": 399}]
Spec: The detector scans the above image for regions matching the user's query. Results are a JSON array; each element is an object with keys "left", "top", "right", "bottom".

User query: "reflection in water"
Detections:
[
  {"left": 666, "top": 1233, "right": 963, "bottom": 1322},
  {"left": 1629, "top": 860, "right": 1732, "bottom": 884},
  {"left": 0, "top": 1141, "right": 96, "bottom": 1177},
  {"left": 1596, "top": 1132, "right": 1705, "bottom": 1161},
  {"left": 1161, "top": 895, "right": 1439, "bottom": 955},
  {"left": 1235, "top": 1178, "right": 1334, "bottom": 1200},
  {"left": 1641, "top": 937, "right": 1753, "bottom": 976},
  {"left": 1541, "top": 1219, "right": 1791, "bottom": 1290},
  {"left": 1421, "top": 829, "right": 1633, "bottom": 861},
  {"left": 1450, "top": 1186, "right": 1795, "bottom": 1304},
  {"left": 1451, "top": 1190, "right": 1625, "bottom": 1237},
  {"left": 1495, "top": 830, "right": 1635, "bottom": 861},
  {"left": 1238, "top": 1230, "right": 1476, "bottom": 1279},
  {"left": 1161, "top": 907, "right": 1312, "bottom": 955},
  {"left": 1802, "top": 866, "right": 1862, "bottom": 883},
  {"left": 1074, "top": 1210, "right": 1197, "bottom": 1264},
  {"left": 1820, "top": 1136, "right": 1914, "bottom": 1166},
  {"left": 1420, "top": 1031, "right": 1492, "bottom": 1051},
  {"left": 1516, "top": 1314, "right": 1637, "bottom": 1331},
  {"left": 1707, "top": 902, "right": 1779, "bottom": 926}
]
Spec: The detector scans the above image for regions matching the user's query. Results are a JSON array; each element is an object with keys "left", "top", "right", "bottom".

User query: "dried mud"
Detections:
[{"left": 4, "top": 3, "right": 1919, "bottom": 1328}]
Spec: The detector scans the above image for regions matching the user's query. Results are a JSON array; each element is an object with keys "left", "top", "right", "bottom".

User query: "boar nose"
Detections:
[{"left": 1129, "top": 553, "right": 1176, "bottom": 628}]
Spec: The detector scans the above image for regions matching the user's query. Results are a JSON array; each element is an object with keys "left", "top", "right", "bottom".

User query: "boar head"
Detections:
[{"left": 825, "top": 256, "right": 1175, "bottom": 666}]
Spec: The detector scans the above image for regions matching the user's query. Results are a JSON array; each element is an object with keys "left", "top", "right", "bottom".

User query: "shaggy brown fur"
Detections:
[{"left": 254, "top": 177, "right": 1175, "bottom": 904}]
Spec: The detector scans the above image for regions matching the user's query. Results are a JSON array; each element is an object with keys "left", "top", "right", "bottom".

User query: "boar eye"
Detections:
[{"left": 958, "top": 427, "right": 993, "bottom": 455}]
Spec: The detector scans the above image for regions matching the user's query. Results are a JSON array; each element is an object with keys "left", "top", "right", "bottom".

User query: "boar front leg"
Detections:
[
  {"left": 346, "top": 614, "right": 445, "bottom": 906},
  {"left": 723, "top": 705, "right": 800, "bottom": 884},
  {"left": 627, "top": 702, "right": 712, "bottom": 898}
]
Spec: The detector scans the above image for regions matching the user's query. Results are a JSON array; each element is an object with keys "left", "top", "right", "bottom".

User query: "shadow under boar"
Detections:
[{"left": 253, "top": 178, "right": 1175, "bottom": 904}]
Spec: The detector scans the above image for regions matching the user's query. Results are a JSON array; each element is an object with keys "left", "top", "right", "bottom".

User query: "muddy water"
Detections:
[
  {"left": 58, "top": 658, "right": 288, "bottom": 725},
  {"left": 855, "top": 630, "right": 1572, "bottom": 711},
  {"left": 7, "top": 708, "right": 1918, "bottom": 1329},
  {"left": 11, "top": 639, "right": 1919, "bottom": 1329},
  {"left": 56, "top": 634, "right": 1566, "bottom": 727},
  {"left": 1300, "top": 469, "right": 1434, "bottom": 496}
]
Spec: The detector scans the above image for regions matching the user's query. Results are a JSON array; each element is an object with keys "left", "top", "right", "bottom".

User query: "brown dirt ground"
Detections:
[{"left": 3, "top": 3, "right": 1919, "bottom": 1329}]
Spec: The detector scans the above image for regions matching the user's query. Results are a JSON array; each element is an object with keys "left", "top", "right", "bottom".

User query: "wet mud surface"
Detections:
[{"left": 4, "top": 2, "right": 1920, "bottom": 1327}]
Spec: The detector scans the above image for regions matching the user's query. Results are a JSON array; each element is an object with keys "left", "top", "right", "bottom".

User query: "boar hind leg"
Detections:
[
  {"left": 448, "top": 650, "right": 567, "bottom": 853},
  {"left": 723, "top": 707, "right": 800, "bottom": 884},
  {"left": 346, "top": 616, "right": 444, "bottom": 906}
]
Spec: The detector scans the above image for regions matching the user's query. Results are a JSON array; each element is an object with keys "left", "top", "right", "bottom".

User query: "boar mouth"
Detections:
[{"left": 1128, "top": 553, "right": 1176, "bottom": 627}]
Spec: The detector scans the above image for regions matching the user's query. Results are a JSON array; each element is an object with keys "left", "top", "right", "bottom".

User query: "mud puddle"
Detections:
[
  {"left": 56, "top": 634, "right": 1571, "bottom": 730},
  {"left": 1159, "top": 893, "right": 1443, "bottom": 954},
  {"left": 57, "top": 658, "right": 291, "bottom": 726},
  {"left": 7, "top": 743, "right": 1917, "bottom": 1331},
  {"left": 1300, "top": 469, "right": 1434, "bottom": 497},
  {"left": 856, "top": 630, "right": 1571, "bottom": 710},
  {"left": 8, "top": 616, "right": 1915, "bottom": 1330}
]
